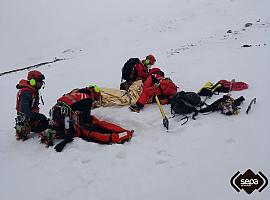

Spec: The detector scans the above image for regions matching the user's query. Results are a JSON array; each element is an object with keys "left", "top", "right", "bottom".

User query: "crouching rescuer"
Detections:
[
  {"left": 42, "top": 84, "right": 133, "bottom": 152},
  {"left": 15, "top": 70, "right": 50, "bottom": 141},
  {"left": 129, "top": 68, "right": 177, "bottom": 112}
]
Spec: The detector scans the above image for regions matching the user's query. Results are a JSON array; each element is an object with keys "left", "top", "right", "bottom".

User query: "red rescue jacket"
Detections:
[
  {"left": 16, "top": 79, "right": 40, "bottom": 113},
  {"left": 131, "top": 62, "right": 149, "bottom": 82},
  {"left": 58, "top": 91, "right": 91, "bottom": 106},
  {"left": 137, "top": 74, "right": 177, "bottom": 105}
]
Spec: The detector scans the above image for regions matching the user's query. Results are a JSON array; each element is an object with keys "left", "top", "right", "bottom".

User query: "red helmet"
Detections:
[
  {"left": 146, "top": 54, "right": 156, "bottom": 65},
  {"left": 27, "top": 70, "right": 45, "bottom": 82},
  {"left": 149, "top": 67, "right": 164, "bottom": 77}
]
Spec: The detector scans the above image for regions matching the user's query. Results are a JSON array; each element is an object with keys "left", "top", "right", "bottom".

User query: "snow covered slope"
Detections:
[{"left": 0, "top": 0, "right": 269, "bottom": 199}]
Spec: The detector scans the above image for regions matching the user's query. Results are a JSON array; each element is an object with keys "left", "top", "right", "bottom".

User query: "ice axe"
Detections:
[
  {"left": 246, "top": 97, "right": 256, "bottom": 114},
  {"left": 155, "top": 95, "right": 169, "bottom": 130}
]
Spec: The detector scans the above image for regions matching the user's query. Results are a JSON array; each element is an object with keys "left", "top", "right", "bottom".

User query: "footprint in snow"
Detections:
[
  {"left": 156, "top": 150, "right": 168, "bottom": 156},
  {"left": 225, "top": 138, "right": 236, "bottom": 144},
  {"left": 116, "top": 151, "right": 127, "bottom": 159},
  {"left": 155, "top": 160, "right": 168, "bottom": 165},
  {"left": 81, "top": 159, "right": 91, "bottom": 164}
]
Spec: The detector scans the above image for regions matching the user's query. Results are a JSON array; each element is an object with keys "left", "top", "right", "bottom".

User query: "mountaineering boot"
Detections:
[
  {"left": 129, "top": 104, "right": 140, "bottom": 112},
  {"left": 15, "top": 114, "right": 31, "bottom": 141},
  {"left": 15, "top": 123, "right": 31, "bottom": 141},
  {"left": 15, "top": 129, "right": 29, "bottom": 141},
  {"left": 129, "top": 103, "right": 144, "bottom": 113},
  {"left": 40, "top": 129, "right": 56, "bottom": 147}
]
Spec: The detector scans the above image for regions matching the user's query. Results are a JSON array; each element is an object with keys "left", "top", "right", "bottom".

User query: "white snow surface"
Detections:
[{"left": 0, "top": 0, "right": 270, "bottom": 199}]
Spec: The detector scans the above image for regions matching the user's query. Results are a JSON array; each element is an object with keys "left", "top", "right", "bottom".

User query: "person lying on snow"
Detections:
[
  {"left": 41, "top": 84, "right": 133, "bottom": 152},
  {"left": 15, "top": 70, "right": 51, "bottom": 141},
  {"left": 97, "top": 80, "right": 143, "bottom": 107},
  {"left": 120, "top": 54, "right": 156, "bottom": 90},
  {"left": 129, "top": 68, "right": 178, "bottom": 113}
]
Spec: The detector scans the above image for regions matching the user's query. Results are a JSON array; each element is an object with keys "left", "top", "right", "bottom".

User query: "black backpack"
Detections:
[
  {"left": 121, "top": 58, "right": 140, "bottom": 82},
  {"left": 170, "top": 91, "right": 202, "bottom": 118}
]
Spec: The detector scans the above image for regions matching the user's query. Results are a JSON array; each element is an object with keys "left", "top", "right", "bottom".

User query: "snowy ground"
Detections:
[{"left": 0, "top": 0, "right": 269, "bottom": 199}]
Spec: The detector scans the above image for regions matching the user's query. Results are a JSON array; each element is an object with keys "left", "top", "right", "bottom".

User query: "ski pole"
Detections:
[{"left": 155, "top": 95, "right": 169, "bottom": 130}]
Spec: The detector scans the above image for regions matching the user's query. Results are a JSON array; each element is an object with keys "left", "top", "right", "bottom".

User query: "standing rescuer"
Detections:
[{"left": 15, "top": 70, "right": 50, "bottom": 140}]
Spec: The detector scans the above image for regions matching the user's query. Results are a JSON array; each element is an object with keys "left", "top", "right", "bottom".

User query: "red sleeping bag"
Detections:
[{"left": 218, "top": 80, "right": 248, "bottom": 91}]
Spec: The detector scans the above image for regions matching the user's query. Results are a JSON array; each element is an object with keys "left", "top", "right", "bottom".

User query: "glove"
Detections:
[
  {"left": 54, "top": 137, "right": 74, "bottom": 152},
  {"left": 234, "top": 96, "right": 245, "bottom": 107},
  {"left": 160, "top": 99, "right": 168, "bottom": 105}
]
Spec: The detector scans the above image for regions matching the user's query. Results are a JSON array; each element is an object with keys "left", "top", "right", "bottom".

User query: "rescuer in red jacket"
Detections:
[
  {"left": 15, "top": 70, "right": 50, "bottom": 141},
  {"left": 129, "top": 68, "right": 177, "bottom": 112},
  {"left": 43, "top": 85, "right": 133, "bottom": 152}
]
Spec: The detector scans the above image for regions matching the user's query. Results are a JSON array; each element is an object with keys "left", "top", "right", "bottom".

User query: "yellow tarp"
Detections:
[{"left": 97, "top": 80, "right": 143, "bottom": 107}]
